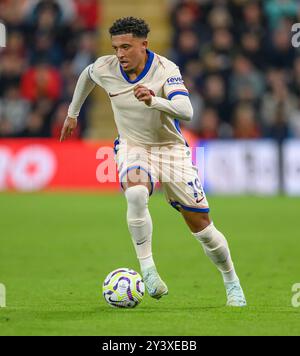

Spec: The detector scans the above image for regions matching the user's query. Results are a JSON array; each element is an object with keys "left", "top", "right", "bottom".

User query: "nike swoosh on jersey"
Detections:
[{"left": 109, "top": 92, "right": 119, "bottom": 97}]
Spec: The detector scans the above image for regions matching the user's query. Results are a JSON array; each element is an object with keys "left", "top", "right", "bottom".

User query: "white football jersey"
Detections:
[{"left": 88, "top": 50, "right": 190, "bottom": 147}]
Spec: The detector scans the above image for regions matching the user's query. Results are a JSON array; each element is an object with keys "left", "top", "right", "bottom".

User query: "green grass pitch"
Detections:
[{"left": 0, "top": 192, "right": 299, "bottom": 336}]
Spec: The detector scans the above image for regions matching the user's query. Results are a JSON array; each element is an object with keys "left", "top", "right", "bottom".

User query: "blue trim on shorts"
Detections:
[
  {"left": 170, "top": 201, "right": 210, "bottom": 213},
  {"left": 120, "top": 165, "right": 154, "bottom": 196}
]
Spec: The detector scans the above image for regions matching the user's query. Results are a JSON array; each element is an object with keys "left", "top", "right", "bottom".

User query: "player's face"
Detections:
[{"left": 111, "top": 34, "right": 148, "bottom": 73}]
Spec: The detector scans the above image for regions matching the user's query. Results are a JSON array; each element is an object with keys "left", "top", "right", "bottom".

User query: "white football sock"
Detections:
[
  {"left": 192, "top": 222, "right": 238, "bottom": 283},
  {"left": 125, "top": 185, "right": 155, "bottom": 271}
]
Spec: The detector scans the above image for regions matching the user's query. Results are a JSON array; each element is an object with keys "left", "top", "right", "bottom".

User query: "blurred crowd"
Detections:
[
  {"left": 0, "top": 0, "right": 100, "bottom": 138},
  {"left": 1, "top": 0, "right": 300, "bottom": 142},
  {"left": 170, "top": 0, "right": 300, "bottom": 142}
]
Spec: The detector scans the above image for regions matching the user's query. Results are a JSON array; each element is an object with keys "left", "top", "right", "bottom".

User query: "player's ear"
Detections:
[{"left": 142, "top": 39, "right": 148, "bottom": 50}]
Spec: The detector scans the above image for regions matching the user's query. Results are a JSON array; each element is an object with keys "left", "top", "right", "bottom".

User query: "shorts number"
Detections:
[{"left": 188, "top": 178, "right": 204, "bottom": 200}]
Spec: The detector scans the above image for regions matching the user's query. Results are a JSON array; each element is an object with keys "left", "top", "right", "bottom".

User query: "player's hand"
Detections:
[
  {"left": 60, "top": 116, "right": 77, "bottom": 142},
  {"left": 134, "top": 85, "right": 153, "bottom": 106}
]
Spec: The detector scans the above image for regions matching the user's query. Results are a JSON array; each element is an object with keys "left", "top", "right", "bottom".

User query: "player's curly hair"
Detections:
[{"left": 109, "top": 17, "right": 150, "bottom": 38}]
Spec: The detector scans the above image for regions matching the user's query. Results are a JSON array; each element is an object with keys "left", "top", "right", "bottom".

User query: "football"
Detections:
[{"left": 102, "top": 268, "right": 145, "bottom": 308}]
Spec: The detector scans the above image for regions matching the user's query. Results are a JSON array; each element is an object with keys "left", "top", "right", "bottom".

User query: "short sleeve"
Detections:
[{"left": 163, "top": 67, "right": 189, "bottom": 100}]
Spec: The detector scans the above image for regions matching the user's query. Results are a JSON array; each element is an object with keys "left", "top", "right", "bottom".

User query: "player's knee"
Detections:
[
  {"left": 182, "top": 211, "right": 211, "bottom": 233},
  {"left": 123, "top": 168, "right": 152, "bottom": 193},
  {"left": 194, "top": 222, "right": 215, "bottom": 243},
  {"left": 125, "top": 185, "right": 149, "bottom": 209}
]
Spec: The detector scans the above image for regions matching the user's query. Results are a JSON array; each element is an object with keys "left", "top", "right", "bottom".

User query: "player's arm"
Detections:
[
  {"left": 149, "top": 94, "right": 193, "bottom": 121},
  {"left": 133, "top": 68, "right": 193, "bottom": 121},
  {"left": 60, "top": 65, "right": 96, "bottom": 142}
]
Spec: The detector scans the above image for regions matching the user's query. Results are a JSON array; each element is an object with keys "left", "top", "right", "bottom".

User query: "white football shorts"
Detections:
[{"left": 114, "top": 138, "right": 210, "bottom": 213}]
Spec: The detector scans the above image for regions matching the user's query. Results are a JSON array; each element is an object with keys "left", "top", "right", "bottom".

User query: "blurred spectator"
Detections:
[
  {"left": 230, "top": 55, "right": 265, "bottom": 103},
  {"left": 29, "top": 32, "right": 63, "bottom": 67},
  {"left": 0, "top": 85, "right": 30, "bottom": 136},
  {"left": 207, "top": 5, "right": 233, "bottom": 31},
  {"left": 266, "top": 25, "right": 296, "bottom": 69},
  {"left": 261, "top": 69, "right": 298, "bottom": 128},
  {"left": 171, "top": 30, "right": 200, "bottom": 71},
  {"left": 264, "top": 101, "right": 293, "bottom": 143},
  {"left": 198, "top": 107, "right": 220, "bottom": 139},
  {"left": 233, "top": 104, "right": 261, "bottom": 139},
  {"left": 2, "top": 0, "right": 300, "bottom": 141},
  {"left": 3, "top": 30, "right": 26, "bottom": 58},
  {"left": 73, "top": 0, "right": 100, "bottom": 31},
  {"left": 0, "top": 53, "right": 25, "bottom": 96},
  {"left": 60, "top": 61, "right": 77, "bottom": 100},
  {"left": 21, "top": 62, "right": 62, "bottom": 102},
  {"left": 0, "top": 0, "right": 30, "bottom": 30},
  {"left": 19, "top": 109, "right": 48, "bottom": 137},
  {"left": 240, "top": 1, "right": 266, "bottom": 35},
  {"left": 72, "top": 32, "right": 97, "bottom": 75},
  {"left": 0, "top": 114, "right": 13, "bottom": 138},
  {"left": 26, "top": 0, "right": 65, "bottom": 28},
  {"left": 184, "top": 59, "right": 205, "bottom": 89},
  {"left": 171, "top": 0, "right": 203, "bottom": 47},
  {"left": 203, "top": 75, "right": 231, "bottom": 122},
  {"left": 240, "top": 31, "right": 266, "bottom": 70},
  {"left": 201, "top": 28, "right": 235, "bottom": 75}
]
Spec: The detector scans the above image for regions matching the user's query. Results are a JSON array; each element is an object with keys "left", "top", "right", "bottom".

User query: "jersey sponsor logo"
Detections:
[{"left": 167, "top": 76, "right": 184, "bottom": 85}]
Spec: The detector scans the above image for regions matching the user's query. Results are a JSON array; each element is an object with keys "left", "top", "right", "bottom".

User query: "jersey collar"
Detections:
[{"left": 119, "top": 49, "right": 154, "bottom": 84}]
